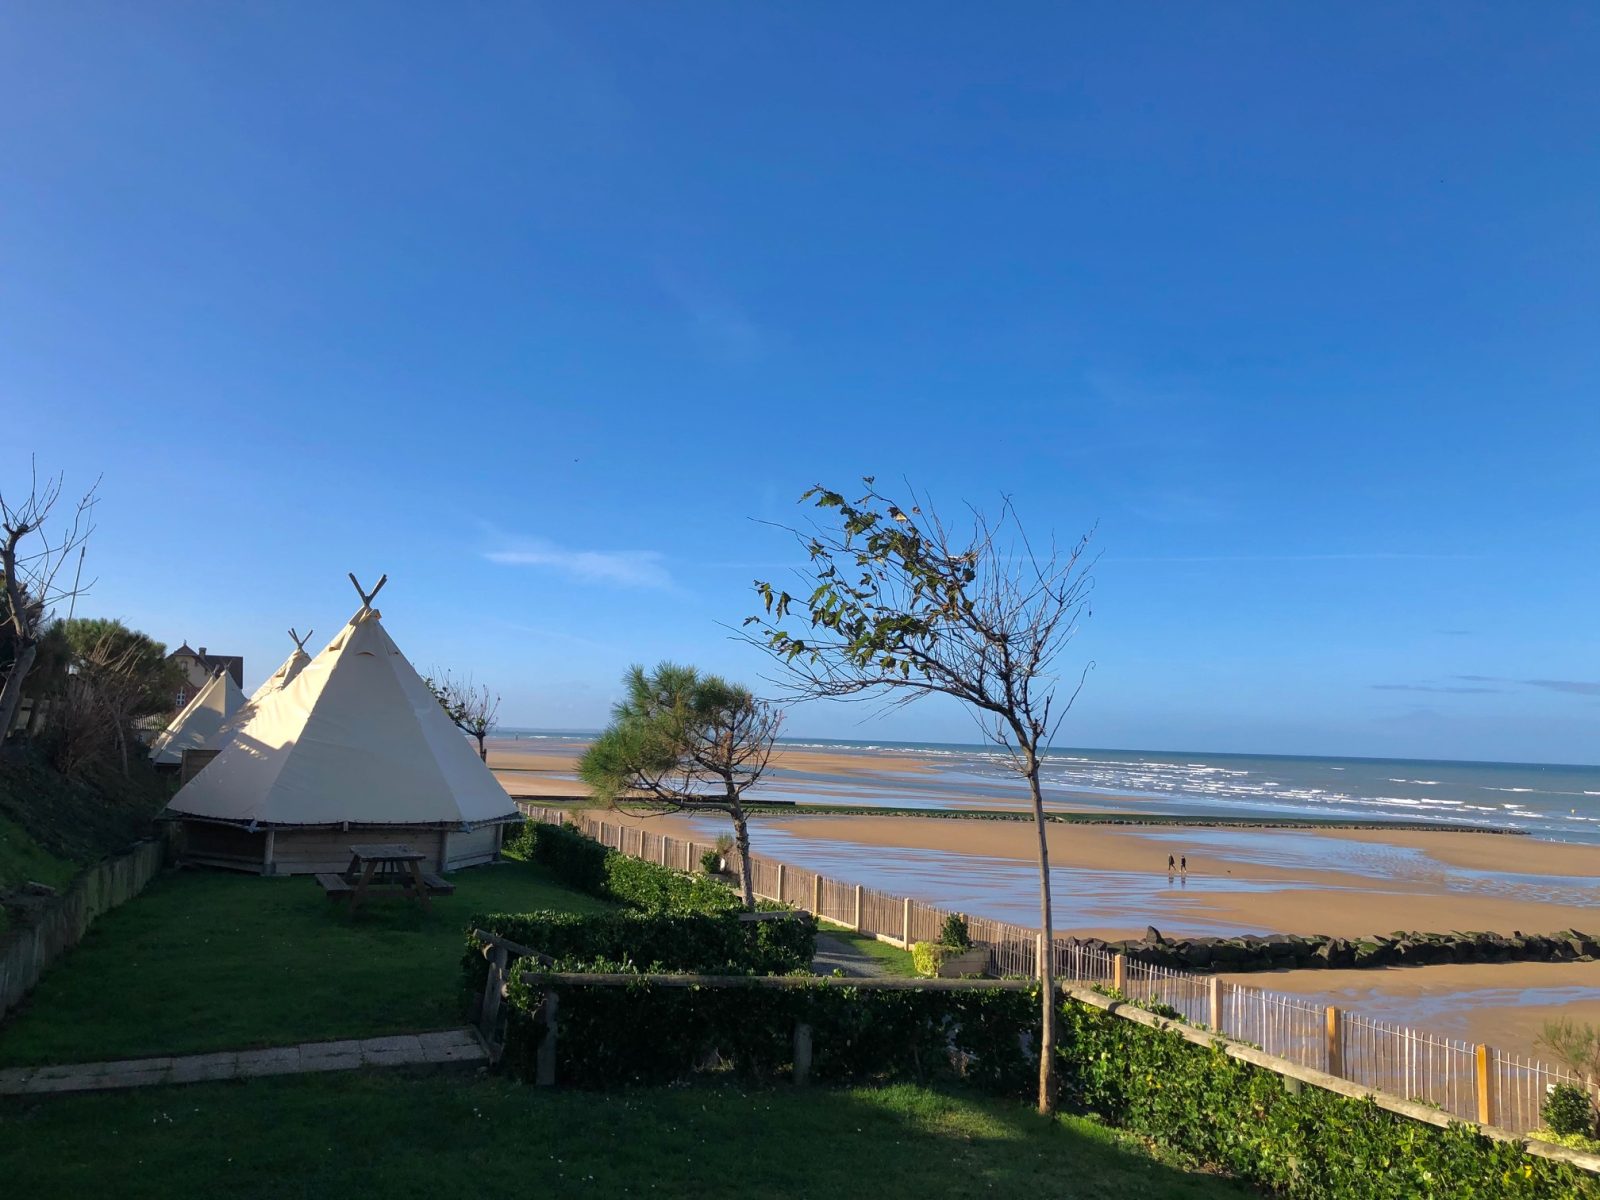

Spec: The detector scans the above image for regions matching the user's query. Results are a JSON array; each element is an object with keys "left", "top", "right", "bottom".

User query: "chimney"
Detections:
[{"left": 198, "top": 646, "right": 207, "bottom": 657}]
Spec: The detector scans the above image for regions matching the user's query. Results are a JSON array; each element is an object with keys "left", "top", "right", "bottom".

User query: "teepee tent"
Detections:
[
  {"left": 149, "top": 668, "right": 246, "bottom": 767},
  {"left": 206, "top": 629, "right": 316, "bottom": 763},
  {"left": 165, "top": 577, "right": 519, "bottom": 874},
  {"left": 247, "top": 628, "right": 314, "bottom": 705}
]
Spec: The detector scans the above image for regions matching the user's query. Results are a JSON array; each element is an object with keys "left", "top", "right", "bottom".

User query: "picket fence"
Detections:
[{"left": 518, "top": 803, "right": 1594, "bottom": 1137}]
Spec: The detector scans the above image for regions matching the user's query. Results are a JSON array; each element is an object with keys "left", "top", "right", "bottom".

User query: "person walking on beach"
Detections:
[
  {"left": 1166, "top": 854, "right": 1176, "bottom": 874},
  {"left": 1180, "top": 854, "right": 1188, "bottom": 876}
]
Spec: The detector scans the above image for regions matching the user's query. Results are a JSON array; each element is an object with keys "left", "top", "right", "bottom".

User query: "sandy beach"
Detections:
[
  {"left": 492, "top": 735, "right": 1600, "bottom": 1054},
  {"left": 490, "top": 735, "right": 1600, "bottom": 942}
]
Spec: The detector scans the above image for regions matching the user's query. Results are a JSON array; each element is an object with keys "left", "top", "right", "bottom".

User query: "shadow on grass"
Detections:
[
  {"left": 0, "top": 861, "right": 612, "bottom": 1067},
  {"left": 0, "top": 1071, "right": 1254, "bottom": 1199}
]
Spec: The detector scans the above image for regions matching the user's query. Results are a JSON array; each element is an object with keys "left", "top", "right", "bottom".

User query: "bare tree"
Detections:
[
  {"left": 745, "top": 478, "right": 1094, "bottom": 1113},
  {"left": 0, "top": 464, "right": 99, "bottom": 742},
  {"left": 425, "top": 670, "right": 501, "bottom": 761},
  {"left": 579, "top": 663, "right": 782, "bottom": 910}
]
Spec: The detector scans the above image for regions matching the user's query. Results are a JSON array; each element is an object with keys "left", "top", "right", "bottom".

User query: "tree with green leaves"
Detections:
[
  {"left": 579, "top": 662, "right": 782, "bottom": 910},
  {"left": 745, "top": 478, "right": 1094, "bottom": 1113},
  {"left": 51, "top": 619, "right": 184, "bottom": 776}
]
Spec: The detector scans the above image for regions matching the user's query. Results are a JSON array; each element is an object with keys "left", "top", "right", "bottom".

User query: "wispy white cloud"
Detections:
[
  {"left": 484, "top": 537, "right": 672, "bottom": 590},
  {"left": 1110, "top": 552, "right": 1481, "bottom": 564},
  {"left": 655, "top": 264, "right": 767, "bottom": 365}
]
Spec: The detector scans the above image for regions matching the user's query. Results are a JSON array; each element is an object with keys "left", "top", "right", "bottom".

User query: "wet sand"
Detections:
[
  {"left": 491, "top": 734, "right": 1600, "bottom": 1056},
  {"left": 1217, "top": 962, "right": 1600, "bottom": 1060}
]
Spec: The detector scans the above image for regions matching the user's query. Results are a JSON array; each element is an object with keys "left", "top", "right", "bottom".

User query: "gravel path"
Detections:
[{"left": 812, "top": 932, "right": 892, "bottom": 978}]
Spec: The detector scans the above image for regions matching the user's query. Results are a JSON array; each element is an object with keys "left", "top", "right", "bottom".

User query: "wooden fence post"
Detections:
[
  {"left": 536, "top": 991, "right": 559, "bottom": 1086},
  {"left": 777, "top": 862, "right": 786, "bottom": 903},
  {"left": 480, "top": 945, "right": 508, "bottom": 1047},
  {"left": 1476, "top": 1043, "right": 1494, "bottom": 1126},
  {"left": 812, "top": 874, "right": 822, "bottom": 916},
  {"left": 1325, "top": 1006, "right": 1343, "bottom": 1077},
  {"left": 1036, "top": 933, "right": 1045, "bottom": 981},
  {"left": 660, "top": 837, "right": 669, "bottom": 867},
  {"left": 902, "top": 897, "right": 912, "bottom": 948},
  {"left": 853, "top": 884, "right": 864, "bottom": 931},
  {"left": 1112, "top": 953, "right": 1126, "bottom": 995},
  {"left": 1207, "top": 976, "right": 1222, "bottom": 1032},
  {"left": 793, "top": 1022, "right": 813, "bottom": 1086}
]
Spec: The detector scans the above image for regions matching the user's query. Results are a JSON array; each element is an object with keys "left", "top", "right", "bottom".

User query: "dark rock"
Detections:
[{"left": 1146, "top": 925, "right": 1165, "bottom": 943}]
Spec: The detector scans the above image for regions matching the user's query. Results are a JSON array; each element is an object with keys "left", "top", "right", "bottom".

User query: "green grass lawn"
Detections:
[
  {"left": 0, "top": 1070, "right": 1253, "bottom": 1199},
  {"left": 818, "top": 923, "right": 919, "bottom": 977},
  {"left": 0, "top": 861, "right": 611, "bottom": 1066}
]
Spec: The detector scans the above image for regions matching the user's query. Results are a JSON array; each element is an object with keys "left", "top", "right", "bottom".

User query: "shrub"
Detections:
[
  {"left": 500, "top": 974, "right": 1038, "bottom": 1092},
  {"left": 518, "top": 821, "right": 610, "bottom": 896},
  {"left": 939, "top": 913, "right": 971, "bottom": 949},
  {"left": 463, "top": 910, "right": 817, "bottom": 999},
  {"left": 699, "top": 848, "right": 722, "bottom": 874},
  {"left": 911, "top": 942, "right": 949, "bottom": 978},
  {"left": 513, "top": 821, "right": 739, "bottom": 914},
  {"left": 604, "top": 851, "right": 738, "bottom": 915},
  {"left": 1543, "top": 1083, "right": 1595, "bottom": 1137},
  {"left": 491, "top": 971, "right": 1600, "bottom": 1198},
  {"left": 1055, "top": 999, "right": 1599, "bottom": 1199}
]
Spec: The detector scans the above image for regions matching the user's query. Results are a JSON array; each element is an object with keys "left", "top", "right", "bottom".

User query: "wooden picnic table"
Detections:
[{"left": 316, "top": 843, "right": 453, "bottom": 912}]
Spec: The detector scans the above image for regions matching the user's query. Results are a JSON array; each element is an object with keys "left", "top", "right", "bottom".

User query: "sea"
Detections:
[{"left": 501, "top": 730, "right": 1600, "bottom": 845}]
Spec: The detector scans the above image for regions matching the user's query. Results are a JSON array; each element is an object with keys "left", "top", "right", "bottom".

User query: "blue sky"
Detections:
[{"left": 3, "top": 4, "right": 1597, "bottom": 763}]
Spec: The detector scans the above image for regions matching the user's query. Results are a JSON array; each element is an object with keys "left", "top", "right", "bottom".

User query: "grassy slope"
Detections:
[
  {"left": 0, "top": 1072, "right": 1252, "bottom": 1200},
  {"left": 0, "top": 751, "right": 174, "bottom": 934},
  {"left": 0, "top": 861, "right": 611, "bottom": 1066}
]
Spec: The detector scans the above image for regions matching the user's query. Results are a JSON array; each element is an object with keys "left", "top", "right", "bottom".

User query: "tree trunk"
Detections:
[
  {"left": 475, "top": 732, "right": 487, "bottom": 762},
  {"left": 729, "top": 793, "right": 756, "bottom": 910},
  {"left": 1026, "top": 749, "right": 1057, "bottom": 1115},
  {"left": 0, "top": 641, "right": 37, "bottom": 746}
]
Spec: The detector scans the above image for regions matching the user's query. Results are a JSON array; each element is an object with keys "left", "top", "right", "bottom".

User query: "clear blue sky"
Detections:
[{"left": 3, "top": 4, "right": 1596, "bottom": 763}]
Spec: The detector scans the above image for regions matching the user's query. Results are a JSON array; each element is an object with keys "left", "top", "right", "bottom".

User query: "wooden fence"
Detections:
[
  {"left": 0, "top": 835, "right": 169, "bottom": 1016},
  {"left": 518, "top": 803, "right": 1596, "bottom": 1137}
]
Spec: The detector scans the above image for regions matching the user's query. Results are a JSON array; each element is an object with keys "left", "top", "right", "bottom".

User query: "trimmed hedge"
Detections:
[
  {"left": 511, "top": 821, "right": 739, "bottom": 915},
  {"left": 463, "top": 910, "right": 816, "bottom": 999},
  {"left": 502, "top": 974, "right": 1037, "bottom": 1092},
  {"left": 495, "top": 975, "right": 1600, "bottom": 1199}
]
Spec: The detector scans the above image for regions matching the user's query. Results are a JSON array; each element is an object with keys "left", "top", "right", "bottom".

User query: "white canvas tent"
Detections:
[
  {"left": 165, "top": 580, "right": 518, "bottom": 874},
  {"left": 148, "top": 669, "right": 246, "bottom": 767},
  {"left": 211, "top": 628, "right": 314, "bottom": 752},
  {"left": 247, "top": 628, "right": 314, "bottom": 706}
]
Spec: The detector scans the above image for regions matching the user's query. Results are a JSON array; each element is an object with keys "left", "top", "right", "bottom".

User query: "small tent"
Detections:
[
  {"left": 247, "top": 628, "right": 314, "bottom": 706},
  {"left": 165, "top": 579, "right": 519, "bottom": 874},
  {"left": 206, "top": 629, "right": 315, "bottom": 763},
  {"left": 148, "top": 668, "right": 246, "bottom": 767}
]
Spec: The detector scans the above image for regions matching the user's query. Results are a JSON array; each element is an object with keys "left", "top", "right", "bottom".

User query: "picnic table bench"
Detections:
[{"left": 316, "top": 843, "right": 455, "bottom": 912}]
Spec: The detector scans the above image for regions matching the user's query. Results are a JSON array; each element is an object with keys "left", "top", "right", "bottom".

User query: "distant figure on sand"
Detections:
[
  {"left": 1166, "top": 854, "right": 1176, "bottom": 874},
  {"left": 1180, "top": 855, "right": 1188, "bottom": 876}
]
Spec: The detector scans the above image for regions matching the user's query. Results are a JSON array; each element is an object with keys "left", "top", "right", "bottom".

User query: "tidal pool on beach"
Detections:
[{"left": 669, "top": 817, "right": 1344, "bottom": 936}]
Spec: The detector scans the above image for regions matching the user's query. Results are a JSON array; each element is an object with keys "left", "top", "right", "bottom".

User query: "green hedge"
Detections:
[
  {"left": 1055, "top": 1000, "right": 1600, "bottom": 1198},
  {"left": 494, "top": 973, "right": 1600, "bottom": 1198},
  {"left": 512, "top": 820, "right": 740, "bottom": 915},
  {"left": 463, "top": 910, "right": 816, "bottom": 999},
  {"left": 501, "top": 975, "right": 1037, "bottom": 1092}
]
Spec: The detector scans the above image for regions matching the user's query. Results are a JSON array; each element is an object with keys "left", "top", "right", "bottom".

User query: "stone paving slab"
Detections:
[{"left": 0, "top": 1028, "right": 486, "bottom": 1097}]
